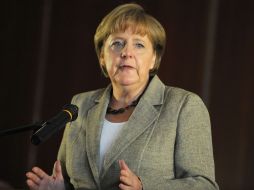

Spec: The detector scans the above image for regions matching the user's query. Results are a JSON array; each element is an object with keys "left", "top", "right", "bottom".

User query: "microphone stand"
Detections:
[{"left": 0, "top": 123, "right": 42, "bottom": 137}]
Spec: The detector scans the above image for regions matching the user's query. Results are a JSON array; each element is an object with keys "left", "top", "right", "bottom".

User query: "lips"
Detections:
[
  {"left": 118, "top": 65, "right": 135, "bottom": 73},
  {"left": 121, "top": 65, "right": 133, "bottom": 68},
  {"left": 119, "top": 63, "right": 135, "bottom": 69}
]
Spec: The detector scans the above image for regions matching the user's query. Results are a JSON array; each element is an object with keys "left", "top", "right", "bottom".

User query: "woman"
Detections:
[{"left": 26, "top": 3, "right": 219, "bottom": 190}]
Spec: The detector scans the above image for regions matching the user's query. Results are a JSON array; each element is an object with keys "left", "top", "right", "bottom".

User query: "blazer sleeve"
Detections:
[
  {"left": 141, "top": 93, "right": 219, "bottom": 190},
  {"left": 57, "top": 122, "right": 75, "bottom": 190},
  {"left": 57, "top": 95, "right": 77, "bottom": 190}
]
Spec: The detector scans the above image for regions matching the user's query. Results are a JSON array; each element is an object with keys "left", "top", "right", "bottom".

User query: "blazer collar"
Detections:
[
  {"left": 95, "top": 75, "right": 165, "bottom": 106},
  {"left": 85, "top": 85, "right": 111, "bottom": 186},
  {"left": 85, "top": 75, "right": 165, "bottom": 182}
]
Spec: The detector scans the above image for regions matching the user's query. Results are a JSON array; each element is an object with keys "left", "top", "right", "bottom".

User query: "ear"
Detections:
[
  {"left": 150, "top": 53, "right": 156, "bottom": 70},
  {"left": 99, "top": 52, "right": 105, "bottom": 67}
]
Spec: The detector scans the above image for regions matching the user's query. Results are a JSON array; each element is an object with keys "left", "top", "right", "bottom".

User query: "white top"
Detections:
[{"left": 99, "top": 119, "right": 126, "bottom": 171}]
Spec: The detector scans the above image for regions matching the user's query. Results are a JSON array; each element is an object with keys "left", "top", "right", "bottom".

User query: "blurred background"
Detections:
[{"left": 1, "top": 0, "right": 254, "bottom": 189}]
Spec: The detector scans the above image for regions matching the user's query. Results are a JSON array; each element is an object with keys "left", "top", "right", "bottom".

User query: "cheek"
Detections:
[
  {"left": 104, "top": 57, "right": 119, "bottom": 74},
  {"left": 142, "top": 56, "right": 155, "bottom": 71},
  {"left": 105, "top": 61, "right": 113, "bottom": 71},
  {"left": 103, "top": 52, "right": 112, "bottom": 68}
]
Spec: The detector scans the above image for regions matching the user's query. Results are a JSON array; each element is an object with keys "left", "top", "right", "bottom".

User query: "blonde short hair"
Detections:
[{"left": 94, "top": 3, "right": 166, "bottom": 76}]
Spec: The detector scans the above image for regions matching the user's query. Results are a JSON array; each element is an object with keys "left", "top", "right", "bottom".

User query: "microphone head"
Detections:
[
  {"left": 30, "top": 104, "right": 79, "bottom": 145},
  {"left": 63, "top": 104, "right": 79, "bottom": 121}
]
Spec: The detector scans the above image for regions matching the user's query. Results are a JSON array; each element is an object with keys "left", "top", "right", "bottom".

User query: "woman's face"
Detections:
[{"left": 100, "top": 27, "right": 156, "bottom": 88}]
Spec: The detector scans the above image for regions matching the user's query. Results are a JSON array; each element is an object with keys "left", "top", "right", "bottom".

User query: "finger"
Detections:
[
  {"left": 119, "top": 160, "right": 124, "bottom": 170},
  {"left": 119, "top": 182, "right": 131, "bottom": 190},
  {"left": 119, "top": 160, "right": 130, "bottom": 172},
  {"left": 32, "top": 167, "right": 48, "bottom": 179},
  {"left": 26, "top": 179, "right": 39, "bottom": 190},
  {"left": 120, "top": 175, "right": 131, "bottom": 186},
  {"left": 53, "top": 160, "right": 64, "bottom": 180},
  {"left": 26, "top": 172, "right": 41, "bottom": 185},
  {"left": 120, "top": 169, "right": 129, "bottom": 177}
]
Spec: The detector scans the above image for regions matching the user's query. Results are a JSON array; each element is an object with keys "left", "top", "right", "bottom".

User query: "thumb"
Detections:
[
  {"left": 53, "top": 160, "right": 64, "bottom": 180},
  {"left": 119, "top": 160, "right": 130, "bottom": 171}
]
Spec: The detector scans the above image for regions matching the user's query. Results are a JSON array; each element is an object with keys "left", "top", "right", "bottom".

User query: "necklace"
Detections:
[
  {"left": 106, "top": 99, "right": 139, "bottom": 115},
  {"left": 107, "top": 79, "right": 150, "bottom": 115}
]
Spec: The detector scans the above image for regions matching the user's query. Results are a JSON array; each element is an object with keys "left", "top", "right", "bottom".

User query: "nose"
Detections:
[{"left": 120, "top": 44, "right": 133, "bottom": 59}]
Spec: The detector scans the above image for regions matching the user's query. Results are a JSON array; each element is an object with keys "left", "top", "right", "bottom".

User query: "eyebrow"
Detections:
[
  {"left": 110, "top": 36, "right": 146, "bottom": 42},
  {"left": 133, "top": 38, "right": 145, "bottom": 42}
]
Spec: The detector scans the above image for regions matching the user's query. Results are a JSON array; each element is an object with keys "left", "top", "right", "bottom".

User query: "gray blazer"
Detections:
[{"left": 58, "top": 75, "right": 219, "bottom": 190}]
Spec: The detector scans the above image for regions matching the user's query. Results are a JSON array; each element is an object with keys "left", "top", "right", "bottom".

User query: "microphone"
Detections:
[{"left": 31, "top": 104, "right": 78, "bottom": 145}]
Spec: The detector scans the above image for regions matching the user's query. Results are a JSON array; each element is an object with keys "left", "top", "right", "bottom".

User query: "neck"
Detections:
[{"left": 110, "top": 81, "right": 149, "bottom": 109}]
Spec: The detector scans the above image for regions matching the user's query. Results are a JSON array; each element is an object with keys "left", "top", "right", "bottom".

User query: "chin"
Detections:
[
  {"left": 117, "top": 78, "right": 139, "bottom": 86},
  {"left": 113, "top": 74, "right": 137, "bottom": 85},
  {"left": 119, "top": 81, "right": 136, "bottom": 86}
]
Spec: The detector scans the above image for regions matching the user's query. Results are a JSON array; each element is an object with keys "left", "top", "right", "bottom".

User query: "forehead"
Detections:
[{"left": 109, "top": 28, "right": 149, "bottom": 40}]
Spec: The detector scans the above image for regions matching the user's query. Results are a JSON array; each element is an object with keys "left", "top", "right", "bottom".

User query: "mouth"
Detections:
[
  {"left": 118, "top": 65, "right": 135, "bottom": 73},
  {"left": 119, "top": 64, "right": 134, "bottom": 69},
  {"left": 121, "top": 65, "right": 133, "bottom": 68}
]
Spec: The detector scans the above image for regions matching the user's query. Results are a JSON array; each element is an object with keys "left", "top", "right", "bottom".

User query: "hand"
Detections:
[
  {"left": 119, "top": 160, "right": 142, "bottom": 190},
  {"left": 26, "top": 160, "right": 65, "bottom": 190}
]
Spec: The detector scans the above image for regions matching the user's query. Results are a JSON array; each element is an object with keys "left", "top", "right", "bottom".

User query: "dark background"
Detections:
[{"left": 1, "top": 0, "right": 254, "bottom": 189}]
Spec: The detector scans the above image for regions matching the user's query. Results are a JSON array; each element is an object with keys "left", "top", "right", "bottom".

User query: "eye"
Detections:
[
  {"left": 111, "top": 40, "right": 125, "bottom": 50},
  {"left": 135, "top": 42, "right": 145, "bottom": 48}
]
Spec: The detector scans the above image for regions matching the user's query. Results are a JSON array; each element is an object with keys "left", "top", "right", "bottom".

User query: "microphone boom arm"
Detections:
[
  {"left": 0, "top": 104, "right": 78, "bottom": 145},
  {"left": 0, "top": 123, "right": 42, "bottom": 137}
]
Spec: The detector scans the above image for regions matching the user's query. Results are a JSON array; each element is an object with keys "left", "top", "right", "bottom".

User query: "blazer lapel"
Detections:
[
  {"left": 101, "top": 75, "right": 165, "bottom": 178},
  {"left": 85, "top": 86, "right": 111, "bottom": 186}
]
